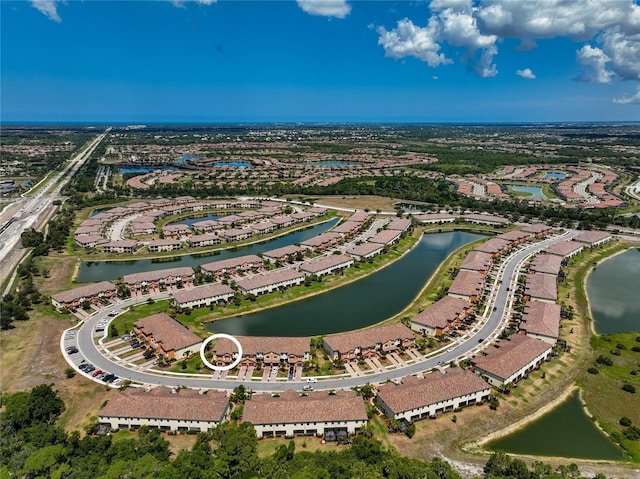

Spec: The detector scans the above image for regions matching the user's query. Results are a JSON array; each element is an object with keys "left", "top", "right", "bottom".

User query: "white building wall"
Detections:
[{"left": 252, "top": 419, "right": 367, "bottom": 439}]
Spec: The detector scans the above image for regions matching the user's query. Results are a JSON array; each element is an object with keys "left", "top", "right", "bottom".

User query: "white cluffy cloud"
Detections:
[
  {"left": 296, "top": 0, "right": 351, "bottom": 19},
  {"left": 376, "top": 0, "right": 640, "bottom": 84},
  {"left": 31, "top": 0, "right": 61, "bottom": 22},
  {"left": 516, "top": 68, "right": 536, "bottom": 79},
  {"left": 613, "top": 85, "right": 640, "bottom": 104}
]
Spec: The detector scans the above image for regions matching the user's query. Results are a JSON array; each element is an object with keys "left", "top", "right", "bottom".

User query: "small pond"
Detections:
[{"left": 508, "top": 185, "right": 548, "bottom": 200}]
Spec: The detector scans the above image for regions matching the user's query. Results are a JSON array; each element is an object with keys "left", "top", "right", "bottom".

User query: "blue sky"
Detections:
[{"left": 2, "top": 0, "right": 639, "bottom": 122}]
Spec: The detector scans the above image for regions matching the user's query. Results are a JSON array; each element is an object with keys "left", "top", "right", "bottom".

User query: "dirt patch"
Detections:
[{"left": 0, "top": 309, "right": 110, "bottom": 433}]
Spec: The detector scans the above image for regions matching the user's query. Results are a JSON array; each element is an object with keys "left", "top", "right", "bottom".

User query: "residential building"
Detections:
[
  {"left": 161, "top": 224, "right": 191, "bottom": 238},
  {"left": 520, "top": 223, "right": 553, "bottom": 237},
  {"left": 386, "top": 218, "right": 411, "bottom": 231},
  {"left": 187, "top": 233, "right": 221, "bottom": 248},
  {"left": 98, "top": 387, "right": 229, "bottom": 433},
  {"left": 123, "top": 267, "right": 195, "bottom": 292},
  {"left": 520, "top": 301, "right": 561, "bottom": 344},
  {"left": 237, "top": 269, "right": 305, "bottom": 296},
  {"left": 544, "top": 241, "right": 584, "bottom": 259},
  {"left": 573, "top": 230, "right": 613, "bottom": 247},
  {"left": 376, "top": 370, "right": 490, "bottom": 423},
  {"left": 459, "top": 251, "right": 493, "bottom": 274},
  {"left": 496, "top": 230, "right": 530, "bottom": 245},
  {"left": 133, "top": 312, "right": 202, "bottom": 360},
  {"left": 148, "top": 239, "right": 182, "bottom": 252},
  {"left": 529, "top": 254, "right": 563, "bottom": 276},
  {"left": 471, "top": 335, "right": 553, "bottom": 387},
  {"left": 448, "top": 270, "right": 485, "bottom": 303},
  {"left": 102, "top": 240, "right": 141, "bottom": 254},
  {"left": 172, "top": 283, "right": 235, "bottom": 309},
  {"left": 51, "top": 281, "right": 117, "bottom": 311},
  {"left": 200, "top": 254, "right": 263, "bottom": 278},
  {"left": 300, "top": 232, "right": 342, "bottom": 251},
  {"left": 323, "top": 323, "right": 415, "bottom": 361},
  {"left": 192, "top": 219, "right": 220, "bottom": 233},
  {"left": 368, "top": 229, "right": 402, "bottom": 245},
  {"left": 242, "top": 390, "right": 367, "bottom": 440},
  {"left": 220, "top": 228, "right": 253, "bottom": 242},
  {"left": 462, "top": 213, "right": 509, "bottom": 226},
  {"left": 346, "top": 242, "right": 384, "bottom": 260},
  {"left": 262, "top": 245, "right": 305, "bottom": 263},
  {"left": 524, "top": 274, "right": 558, "bottom": 303},
  {"left": 473, "top": 238, "right": 511, "bottom": 257},
  {"left": 213, "top": 336, "right": 310, "bottom": 367},
  {"left": 300, "top": 254, "right": 354, "bottom": 277},
  {"left": 411, "top": 296, "right": 472, "bottom": 336},
  {"left": 332, "top": 221, "right": 362, "bottom": 236},
  {"left": 414, "top": 213, "right": 456, "bottom": 224},
  {"left": 75, "top": 234, "right": 107, "bottom": 248}
]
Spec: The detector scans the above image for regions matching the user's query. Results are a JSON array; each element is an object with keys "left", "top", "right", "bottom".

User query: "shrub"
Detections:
[
  {"left": 595, "top": 355, "right": 613, "bottom": 366},
  {"left": 620, "top": 417, "right": 632, "bottom": 427},
  {"left": 587, "top": 367, "right": 599, "bottom": 375},
  {"left": 611, "top": 349, "right": 621, "bottom": 356},
  {"left": 65, "top": 367, "right": 76, "bottom": 378},
  {"left": 623, "top": 426, "right": 640, "bottom": 441},
  {"left": 622, "top": 383, "right": 636, "bottom": 394},
  {"left": 632, "top": 346, "right": 640, "bottom": 352},
  {"left": 616, "top": 343, "right": 627, "bottom": 350}
]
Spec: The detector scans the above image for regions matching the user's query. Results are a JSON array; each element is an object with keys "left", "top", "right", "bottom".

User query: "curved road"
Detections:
[{"left": 66, "top": 229, "right": 577, "bottom": 392}]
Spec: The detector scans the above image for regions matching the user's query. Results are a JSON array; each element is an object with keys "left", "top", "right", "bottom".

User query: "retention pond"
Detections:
[
  {"left": 487, "top": 390, "right": 623, "bottom": 460},
  {"left": 206, "top": 231, "right": 484, "bottom": 337},
  {"left": 587, "top": 248, "right": 640, "bottom": 334}
]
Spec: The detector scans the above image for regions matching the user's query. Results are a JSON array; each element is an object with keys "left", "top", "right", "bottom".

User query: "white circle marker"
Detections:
[{"left": 200, "top": 333, "right": 243, "bottom": 372}]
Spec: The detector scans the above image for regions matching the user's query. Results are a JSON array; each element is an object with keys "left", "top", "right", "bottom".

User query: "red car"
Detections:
[{"left": 92, "top": 370, "right": 103, "bottom": 377}]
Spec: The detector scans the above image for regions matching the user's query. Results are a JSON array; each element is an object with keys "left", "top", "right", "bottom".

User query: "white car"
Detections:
[{"left": 306, "top": 378, "right": 317, "bottom": 383}]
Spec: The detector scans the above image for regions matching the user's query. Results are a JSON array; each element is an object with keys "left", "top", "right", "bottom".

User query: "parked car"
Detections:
[
  {"left": 121, "top": 334, "right": 131, "bottom": 341},
  {"left": 92, "top": 370, "right": 103, "bottom": 377},
  {"left": 302, "top": 385, "right": 313, "bottom": 391},
  {"left": 108, "top": 310, "right": 119, "bottom": 317},
  {"left": 65, "top": 346, "right": 79, "bottom": 354},
  {"left": 306, "top": 378, "right": 317, "bottom": 383}
]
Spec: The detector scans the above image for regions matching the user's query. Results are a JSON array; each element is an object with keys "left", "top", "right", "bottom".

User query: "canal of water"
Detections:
[
  {"left": 205, "top": 231, "right": 484, "bottom": 337},
  {"left": 487, "top": 390, "right": 623, "bottom": 460},
  {"left": 76, "top": 218, "right": 340, "bottom": 283},
  {"left": 587, "top": 248, "right": 640, "bottom": 334}
]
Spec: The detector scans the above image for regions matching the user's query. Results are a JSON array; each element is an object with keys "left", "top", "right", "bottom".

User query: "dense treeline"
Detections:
[
  {"left": 0, "top": 256, "right": 46, "bottom": 330},
  {"left": 0, "top": 385, "right": 615, "bottom": 479}
]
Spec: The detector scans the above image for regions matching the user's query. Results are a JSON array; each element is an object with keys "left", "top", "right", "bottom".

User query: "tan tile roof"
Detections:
[
  {"left": 496, "top": 230, "right": 530, "bottom": 242},
  {"left": 377, "top": 369, "right": 490, "bottom": 414},
  {"left": 369, "top": 229, "right": 402, "bottom": 245},
  {"left": 544, "top": 241, "right": 583, "bottom": 258},
  {"left": 51, "top": 281, "right": 116, "bottom": 303},
  {"left": 520, "top": 223, "right": 552, "bottom": 234},
  {"left": 332, "top": 221, "right": 362, "bottom": 234},
  {"left": 472, "top": 335, "right": 552, "bottom": 381},
  {"left": 124, "top": 267, "right": 194, "bottom": 285},
  {"left": 414, "top": 213, "right": 457, "bottom": 222},
  {"left": 300, "top": 254, "right": 353, "bottom": 274},
  {"left": 300, "top": 232, "right": 342, "bottom": 247},
  {"left": 386, "top": 219, "right": 411, "bottom": 231},
  {"left": 573, "top": 230, "right": 612, "bottom": 245},
  {"left": 324, "top": 323, "right": 414, "bottom": 354},
  {"left": 172, "top": 283, "right": 234, "bottom": 304},
  {"left": 242, "top": 390, "right": 367, "bottom": 426},
  {"left": 134, "top": 312, "right": 202, "bottom": 352},
  {"left": 521, "top": 301, "right": 560, "bottom": 339},
  {"left": 99, "top": 386, "right": 228, "bottom": 422},
  {"left": 412, "top": 296, "right": 471, "bottom": 329},
  {"left": 525, "top": 274, "right": 557, "bottom": 301},
  {"left": 462, "top": 213, "right": 509, "bottom": 224},
  {"left": 200, "top": 254, "right": 262, "bottom": 274},
  {"left": 346, "top": 242, "right": 383, "bottom": 257},
  {"left": 237, "top": 269, "right": 305, "bottom": 291},
  {"left": 262, "top": 245, "right": 305, "bottom": 259},
  {"left": 213, "top": 336, "right": 309, "bottom": 357}
]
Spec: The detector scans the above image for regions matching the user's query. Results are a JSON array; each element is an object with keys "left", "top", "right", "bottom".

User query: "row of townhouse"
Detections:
[
  {"left": 323, "top": 323, "right": 416, "bottom": 361},
  {"left": 51, "top": 281, "right": 117, "bottom": 311},
  {"left": 414, "top": 212, "right": 510, "bottom": 227},
  {"left": 123, "top": 266, "right": 195, "bottom": 293},
  {"left": 213, "top": 336, "right": 310, "bottom": 367},
  {"left": 133, "top": 312, "right": 203, "bottom": 360}
]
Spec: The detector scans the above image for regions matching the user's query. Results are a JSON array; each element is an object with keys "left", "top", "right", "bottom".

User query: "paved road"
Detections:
[
  {"left": 67, "top": 230, "right": 577, "bottom": 392},
  {"left": 0, "top": 130, "right": 109, "bottom": 288}
]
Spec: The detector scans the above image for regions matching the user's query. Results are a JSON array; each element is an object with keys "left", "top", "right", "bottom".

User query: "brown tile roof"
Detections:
[
  {"left": 300, "top": 232, "right": 342, "bottom": 247},
  {"left": 525, "top": 274, "right": 558, "bottom": 301},
  {"left": 474, "top": 237, "right": 511, "bottom": 254},
  {"left": 242, "top": 390, "right": 367, "bottom": 426},
  {"left": 134, "top": 312, "right": 202, "bottom": 352},
  {"left": 324, "top": 323, "right": 414, "bottom": 354},
  {"left": 529, "top": 254, "right": 563, "bottom": 276},
  {"left": 496, "top": 230, "right": 530, "bottom": 242},
  {"left": 459, "top": 251, "right": 493, "bottom": 272},
  {"left": 462, "top": 213, "right": 509, "bottom": 224},
  {"left": 172, "top": 283, "right": 234, "bottom": 304},
  {"left": 472, "top": 335, "right": 552, "bottom": 381},
  {"left": 448, "top": 271, "right": 484, "bottom": 298},
  {"left": 349, "top": 212, "right": 372, "bottom": 223},
  {"left": 213, "top": 336, "right": 309, "bottom": 357},
  {"left": 51, "top": 281, "right": 116, "bottom": 303},
  {"left": 521, "top": 301, "right": 560, "bottom": 339},
  {"left": 262, "top": 244, "right": 305, "bottom": 259},
  {"left": 300, "top": 254, "right": 353, "bottom": 274},
  {"left": 332, "top": 221, "right": 362, "bottom": 234},
  {"left": 148, "top": 238, "right": 182, "bottom": 247},
  {"left": 414, "top": 213, "right": 457, "bottom": 222},
  {"left": 377, "top": 369, "right": 490, "bottom": 414},
  {"left": 520, "top": 223, "right": 552, "bottom": 234},
  {"left": 237, "top": 269, "right": 305, "bottom": 291},
  {"left": 386, "top": 219, "right": 411, "bottom": 231},
  {"left": 99, "top": 386, "right": 228, "bottom": 422},
  {"left": 124, "top": 267, "right": 194, "bottom": 285},
  {"left": 412, "top": 296, "right": 471, "bottom": 329},
  {"left": 200, "top": 254, "right": 263, "bottom": 274}
]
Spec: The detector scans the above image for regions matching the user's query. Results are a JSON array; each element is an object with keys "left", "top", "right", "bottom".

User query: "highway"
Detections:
[
  {"left": 66, "top": 229, "right": 577, "bottom": 392},
  {"left": 0, "top": 130, "right": 109, "bottom": 288}
]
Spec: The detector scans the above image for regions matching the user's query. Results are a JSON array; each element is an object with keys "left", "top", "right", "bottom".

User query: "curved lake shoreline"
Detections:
[
  {"left": 586, "top": 247, "right": 640, "bottom": 334},
  {"left": 205, "top": 231, "right": 484, "bottom": 337}
]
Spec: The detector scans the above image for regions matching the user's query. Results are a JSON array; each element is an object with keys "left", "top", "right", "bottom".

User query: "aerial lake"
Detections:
[
  {"left": 587, "top": 248, "right": 640, "bottom": 334},
  {"left": 206, "top": 231, "right": 484, "bottom": 337},
  {"left": 544, "top": 172, "right": 567, "bottom": 180},
  {"left": 171, "top": 213, "right": 220, "bottom": 228},
  {"left": 508, "top": 185, "right": 548, "bottom": 200},
  {"left": 487, "top": 390, "right": 623, "bottom": 460},
  {"left": 76, "top": 218, "right": 339, "bottom": 283}
]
